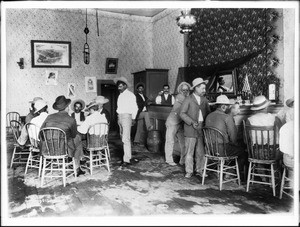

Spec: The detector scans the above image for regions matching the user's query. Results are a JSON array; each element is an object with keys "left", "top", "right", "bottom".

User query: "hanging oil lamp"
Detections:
[{"left": 83, "top": 9, "right": 90, "bottom": 64}]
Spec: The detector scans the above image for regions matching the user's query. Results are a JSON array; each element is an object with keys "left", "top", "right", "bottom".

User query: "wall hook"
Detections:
[{"left": 17, "top": 58, "right": 24, "bottom": 69}]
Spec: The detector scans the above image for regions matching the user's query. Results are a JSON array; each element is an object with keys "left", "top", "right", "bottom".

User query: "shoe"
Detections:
[
  {"left": 166, "top": 162, "right": 177, "bottom": 166},
  {"left": 76, "top": 168, "right": 85, "bottom": 177},
  {"left": 195, "top": 171, "right": 208, "bottom": 178},
  {"left": 80, "top": 159, "right": 87, "bottom": 166},
  {"left": 67, "top": 157, "right": 73, "bottom": 162},
  {"left": 131, "top": 158, "right": 139, "bottom": 164},
  {"left": 185, "top": 173, "right": 193, "bottom": 178},
  {"left": 121, "top": 162, "right": 132, "bottom": 167}
]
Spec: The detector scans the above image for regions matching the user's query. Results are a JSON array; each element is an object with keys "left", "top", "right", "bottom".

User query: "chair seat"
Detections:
[
  {"left": 248, "top": 158, "right": 277, "bottom": 164},
  {"left": 206, "top": 154, "right": 238, "bottom": 161}
]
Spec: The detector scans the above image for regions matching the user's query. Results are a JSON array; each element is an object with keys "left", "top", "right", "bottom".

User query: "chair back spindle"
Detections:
[
  {"left": 87, "top": 123, "right": 109, "bottom": 150},
  {"left": 203, "top": 126, "right": 227, "bottom": 157}
]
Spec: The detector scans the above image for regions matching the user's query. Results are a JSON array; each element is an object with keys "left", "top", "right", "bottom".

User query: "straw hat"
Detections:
[
  {"left": 70, "top": 99, "right": 86, "bottom": 111},
  {"left": 191, "top": 78, "right": 208, "bottom": 89},
  {"left": 113, "top": 76, "right": 130, "bottom": 86},
  {"left": 34, "top": 99, "right": 47, "bottom": 113},
  {"left": 94, "top": 96, "right": 109, "bottom": 104},
  {"left": 286, "top": 97, "right": 294, "bottom": 107},
  {"left": 52, "top": 95, "right": 71, "bottom": 111},
  {"left": 215, "top": 95, "right": 232, "bottom": 105},
  {"left": 29, "top": 97, "right": 43, "bottom": 104},
  {"left": 250, "top": 95, "right": 270, "bottom": 111}
]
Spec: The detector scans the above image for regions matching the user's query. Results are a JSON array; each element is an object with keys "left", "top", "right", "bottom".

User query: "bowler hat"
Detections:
[
  {"left": 191, "top": 78, "right": 208, "bottom": 89},
  {"left": 29, "top": 97, "right": 43, "bottom": 104},
  {"left": 250, "top": 95, "right": 270, "bottom": 111},
  {"left": 34, "top": 99, "right": 47, "bottom": 113},
  {"left": 113, "top": 76, "right": 130, "bottom": 86},
  {"left": 53, "top": 95, "right": 71, "bottom": 111},
  {"left": 286, "top": 97, "right": 294, "bottom": 107},
  {"left": 70, "top": 99, "right": 86, "bottom": 111}
]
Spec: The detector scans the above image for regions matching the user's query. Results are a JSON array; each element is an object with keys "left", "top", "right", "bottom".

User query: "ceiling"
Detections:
[{"left": 98, "top": 8, "right": 166, "bottom": 17}]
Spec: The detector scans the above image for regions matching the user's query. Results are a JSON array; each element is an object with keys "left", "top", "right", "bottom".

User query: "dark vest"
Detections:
[
  {"left": 161, "top": 94, "right": 172, "bottom": 105},
  {"left": 71, "top": 112, "right": 85, "bottom": 122}
]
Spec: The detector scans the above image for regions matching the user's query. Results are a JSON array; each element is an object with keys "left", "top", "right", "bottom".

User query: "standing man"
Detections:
[
  {"left": 180, "top": 78, "right": 211, "bottom": 178},
  {"left": 134, "top": 83, "right": 153, "bottom": 146},
  {"left": 114, "top": 77, "right": 138, "bottom": 167},
  {"left": 40, "top": 95, "right": 85, "bottom": 176},
  {"left": 155, "top": 84, "right": 175, "bottom": 105},
  {"left": 164, "top": 81, "right": 191, "bottom": 166},
  {"left": 70, "top": 99, "right": 86, "bottom": 126}
]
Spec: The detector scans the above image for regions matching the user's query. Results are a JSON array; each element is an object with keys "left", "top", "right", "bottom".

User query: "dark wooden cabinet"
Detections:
[{"left": 133, "top": 69, "right": 169, "bottom": 101}]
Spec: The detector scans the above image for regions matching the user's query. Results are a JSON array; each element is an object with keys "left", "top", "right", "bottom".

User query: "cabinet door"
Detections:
[{"left": 147, "top": 71, "right": 168, "bottom": 101}]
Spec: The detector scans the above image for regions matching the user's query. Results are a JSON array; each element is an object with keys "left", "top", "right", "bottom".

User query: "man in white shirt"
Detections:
[
  {"left": 114, "top": 76, "right": 138, "bottom": 167},
  {"left": 18, "top": 99, "right": 49, "bottom": 145},
  {"left": 155, "top": 84, "right": 175, "bottom": 105}
]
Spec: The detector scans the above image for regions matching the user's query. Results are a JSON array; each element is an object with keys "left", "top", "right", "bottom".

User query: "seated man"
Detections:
[
  {"left": 26, "top": 97, "right": 43, "bottom": 124},
  {"left": 134, "top": 83, "right": 153, "bottom": 146},
  {"left": 18, "top": 99, "right": 49, "bottom": 145},
  {"left": 205, "top": 95, "right": 247, "bottom": 178},
  {"left": 276, "top": 97, "right": 294, "bottom": 128},
  {"left": 94, "top": 96, "right": 111, "bottom": 124},
  {"left": 40, "top": 95, "right": 85, "bottom": 177},
  {"left": 155, "top": 84, "right": 175, "bottom": 105},
  {"left": 70, "top": 99, "right": 86, "bottom": 126}
]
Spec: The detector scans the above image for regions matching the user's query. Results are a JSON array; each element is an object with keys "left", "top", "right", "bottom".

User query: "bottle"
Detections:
[{"left": 268, "top": 83, "right": 276, "bottom": 102}]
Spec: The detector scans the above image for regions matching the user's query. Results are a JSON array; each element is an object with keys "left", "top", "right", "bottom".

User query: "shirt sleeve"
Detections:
[
  {"left": 155, "top": 96, "right": 161, "bottom": 104},
  {"left": 77, "top": 117, "right": 90, "bottom": 134},
  {"left": 171, "top": 95, "right": 175, "bottom": 105},
  {"left": 130, "top": 93, "right": 138, "bottom": 119}
]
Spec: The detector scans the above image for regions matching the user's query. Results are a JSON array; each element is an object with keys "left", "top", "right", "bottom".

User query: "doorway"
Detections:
[{"left": 97, "top": 80, "right": 119, "bottom": 132}]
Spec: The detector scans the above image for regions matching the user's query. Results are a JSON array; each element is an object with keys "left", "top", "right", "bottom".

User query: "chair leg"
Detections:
[
  {"left": 279, "top": 167, "right": 286, "bottom": 199},
  {"left": 41, "top": 158, "right": 47, "bottom": 187},
  {"left": 62, "top": 158, "right": 66, "bottom": 187},
  {"left": 73, "top": 158, "right": 77, "bottom": 179},
  {"left": 90, "top": 150, "right": 93, "bottom": 175},
  {"left": 235, "top": 158, "right": 241, "bottom": 186},
  {"left": 220, "top": 159, "right": 224, "bottom": 191},
  {"left": 38, "top": 156, "right": 43, "bottom": 178},
  {"left": 105, "top": 148, "right": 110, "bottom": 172},
  {"left": 246, "top": 161, "right": 252, "bottom": 192},
  {"left": 107, "top": 145, "right": 111, "bottom": 160},
  {"left": 202, "top": 157, "right": 208, "bottom": 185},
  {"left": 270, "top": 163, "right": 276, "bottom": 197},
  {"left": 25, "top": 151, "right": 32, "bottom": 174},
  {"left": 10, "top": 147, "right": 17, "bottom": 168}
]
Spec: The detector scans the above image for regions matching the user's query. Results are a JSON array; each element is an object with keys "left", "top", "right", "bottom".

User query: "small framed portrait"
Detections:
[
  {"left": 67, "top": 83, "right": 75, "bottom": 98},
  {"left": 45, "top": 70, "right": 58, "bottom": 85},
  {"left": 85, "top": 77, "right": 96, "bottom": 93},
  {"left": 105, "top": 58, "right": 118, "bottom": 74}
]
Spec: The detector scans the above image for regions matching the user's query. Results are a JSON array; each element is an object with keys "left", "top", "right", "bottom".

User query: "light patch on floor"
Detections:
[
  {"left": 140, "top": 171, "right": 164, "bottom": 177},
  {"left": 191, "top": 204, "right": 241, "bottom": 214}
]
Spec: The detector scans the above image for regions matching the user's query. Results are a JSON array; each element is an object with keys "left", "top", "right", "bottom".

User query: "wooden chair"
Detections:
[
  {"left": 25, "top": 123, "right": 43, "bottom": 177},
  {"left": 9, "top": 120, "right": 30, "bottom": 168},
  {"left": 83, "top": 123, "right": 110, "bottom": 175},
  {"left": 243, "top": 121, "right": 281, "bottom": 196},
  {"left": 39, "top": 127, "right": 77, "bottom": 187},
  {"left": 7, "top": 112, "right": 21, "bottom": 134},
  {"left": 202, "top": 126, "right": 241, "bottom": 191},
  {"left": 279, "top": 164, "right": 293, "bottom": 199}
]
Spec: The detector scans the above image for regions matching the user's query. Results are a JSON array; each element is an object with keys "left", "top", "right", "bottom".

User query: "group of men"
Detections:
[{"left": 18, "top": 94, "right": 111, "bottom": 177}]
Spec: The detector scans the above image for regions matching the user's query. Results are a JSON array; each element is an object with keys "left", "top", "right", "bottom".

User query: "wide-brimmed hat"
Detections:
[
  {"left": 191, "top": 78, "right": 208, "bottom": 89},
  {"left": 286, "top": 97, "right": 294, "bottom": 107},
  {"left": 250, "top": 95, "right": 270, "bottom": 111},
  {"left": 215, "top": 95, "right": 232, "bottom": 105},
  {"left": 34, "top": 99, "right": 47, "bottom": 113},
  {"left": 70, "top": 99, "right": 85, "bottom": 111},
  {"left": 52, "top": 95, "right": 71, "bottom": 111},
  {"left": 136, "top": 82, "right": 145, "bottom": 90},
  {"left": 94, "top": 96, "right": 109, "bottom": 104},
  {"left": 29, "top": 97, "right": 43, "bottom": 104},
  {"left": 113, "top": 76, "right": 130, "bottom": 86}
]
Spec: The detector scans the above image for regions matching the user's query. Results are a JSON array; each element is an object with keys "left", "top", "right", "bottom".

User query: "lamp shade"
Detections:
[{"left": 176, "top": 10, "right": 196, "bottom": 34}]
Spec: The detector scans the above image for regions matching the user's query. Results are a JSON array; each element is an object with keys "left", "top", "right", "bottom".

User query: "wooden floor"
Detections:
[{"left": 3, "top": 131, "right": 295, "bottom": 225}]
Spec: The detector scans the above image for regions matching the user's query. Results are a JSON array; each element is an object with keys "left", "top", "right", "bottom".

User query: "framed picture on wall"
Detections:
[
  {"left": 31, "top": 40, "right": 71, "bottom": 68},
  {"left": 45, "top": 70, "right": 58, "bottom": 85},
  {"left": 67, "top": 83, "right": 76, "bottom": 98},
  {"left": 85, "top": 77, "right": 96, "bottom": 93},
  {"left": 105, "top": 58, "right": 118, "bottom": 74}
]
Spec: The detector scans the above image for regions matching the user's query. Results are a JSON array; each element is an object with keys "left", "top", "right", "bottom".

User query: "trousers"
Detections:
[{"left": 118, "top": 113, "right": 132, "bottom": 163}]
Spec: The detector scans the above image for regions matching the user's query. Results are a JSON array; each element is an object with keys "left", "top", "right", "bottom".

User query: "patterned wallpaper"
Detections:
[
  {"left": 152, "top": 9, "right": 185, "bottom": 93},
  {"left": 6, "top": 8, "right": 154, "bottom": 115},
  {"left": 189, "top": 8, "right": 281, "bottom": 99}
]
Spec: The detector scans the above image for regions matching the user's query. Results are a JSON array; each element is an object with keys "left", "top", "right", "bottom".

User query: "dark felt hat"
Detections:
[{"left": 52, "top": 95, "right": 71, "bottom": 111}]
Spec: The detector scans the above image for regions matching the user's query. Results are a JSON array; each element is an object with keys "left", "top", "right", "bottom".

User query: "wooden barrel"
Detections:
[{"left": 146, "top": 130, "right": 162, "bottom": 153}]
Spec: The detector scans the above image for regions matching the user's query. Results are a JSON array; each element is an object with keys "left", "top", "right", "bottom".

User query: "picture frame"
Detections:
[
  {"left": 85, "top": 77, "right": 96, "bottom": 93},
  {"left": 45, "top": 70, "right": 58, "bottom": 85},
  {"left": 31, "top": 40, "right": 71, "bottom": 68},
  {"left": 67, "top": 83, "right": 76, "bottom": 98},
  {"left": 105, "top": 58, "right": 118, "bottom": 74}
]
